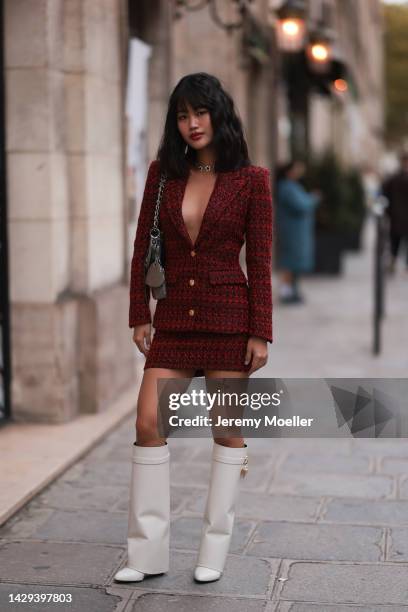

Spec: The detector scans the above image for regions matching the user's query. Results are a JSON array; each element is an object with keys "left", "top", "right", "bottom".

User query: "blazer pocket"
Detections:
[{"left": 209, "top": 269, "right": 248, "bottom": 285}]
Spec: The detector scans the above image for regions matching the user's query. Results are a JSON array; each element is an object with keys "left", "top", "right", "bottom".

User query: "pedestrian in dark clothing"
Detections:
[
  {"left": 382, "top": 152, "right": 408, "bottom": 274},
  {"left": 275, "top": 160, "right": 319, "bottom": 303}
]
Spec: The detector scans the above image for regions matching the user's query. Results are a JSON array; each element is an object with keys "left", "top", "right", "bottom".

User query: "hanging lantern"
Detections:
[
  {"left": 306, "top": 33, "right": 332, "bottom": 73},
  {"left": 333, "top": 78, "right": 348, "bottom": 93},
  {"left": 275, "top": 0, "right": 306, "bottom": 52}
]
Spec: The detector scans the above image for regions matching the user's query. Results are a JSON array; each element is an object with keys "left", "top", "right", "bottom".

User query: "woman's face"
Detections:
[
  {"left": 176, "top": 101, "right": 214, "bottom": 151},
  {"left": 288, "top": 161, "right": 306, "bottom": 180}
]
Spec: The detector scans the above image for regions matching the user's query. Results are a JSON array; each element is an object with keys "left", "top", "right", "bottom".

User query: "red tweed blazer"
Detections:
[{"left": 129, "top": 160, "right": 273, "bottom": 343}]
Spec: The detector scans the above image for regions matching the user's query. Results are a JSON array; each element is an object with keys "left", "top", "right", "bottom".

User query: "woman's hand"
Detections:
[
  {"left": 245, "top": 336, "right": 268, "bottom": 374},
  {"left": 132, "top": 323, "right": 152, "bottom": 357}
]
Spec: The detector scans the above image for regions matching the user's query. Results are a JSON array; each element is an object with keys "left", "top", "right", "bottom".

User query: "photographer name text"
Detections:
[{"left": 168, "top": 415, "right": 314, "bottom": 429}]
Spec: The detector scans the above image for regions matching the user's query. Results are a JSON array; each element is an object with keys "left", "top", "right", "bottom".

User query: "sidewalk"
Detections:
[
  {"left": 1, "top": 417, "right": 408, "bottom": 610},
  {"left": 265, "top": 215, "right": 407, "bottom": 378},
  {"left": 0, "top": 381, "right": 142, "bottom": 526},
  {"left": 1, "top": 214, "right": 408, "bottom": 610}
]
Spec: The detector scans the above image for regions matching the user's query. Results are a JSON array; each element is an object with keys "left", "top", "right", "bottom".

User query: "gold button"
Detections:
[
  {"left": 189, "top": 279, "right": 195, "bottom": 286},
  {"left": 190, "top": 250, "right": 196, "bottom": 257},
  {"left": 188, "top": 308, "right": 195, "bottom": 316}
]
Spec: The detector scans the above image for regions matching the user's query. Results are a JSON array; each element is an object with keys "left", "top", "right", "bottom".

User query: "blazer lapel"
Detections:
[
  {"left": 198, "top": 171, "right": 247, "bottom": 248},
  {"left": 163, "top": 170, "right": 248, "bottom": 249}
]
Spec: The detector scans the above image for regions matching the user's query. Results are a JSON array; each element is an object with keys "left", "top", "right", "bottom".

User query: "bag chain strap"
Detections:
[{"left": 152, "top": 172, "right": 167, "bottom": 235}]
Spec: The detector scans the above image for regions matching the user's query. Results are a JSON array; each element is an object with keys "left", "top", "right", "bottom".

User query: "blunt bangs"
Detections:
[{"left": 157, "top": 72, "right": 251, "bottom": 178}]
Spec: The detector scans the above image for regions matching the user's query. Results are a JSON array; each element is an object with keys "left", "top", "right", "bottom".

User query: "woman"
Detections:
[
  {"left": 275, "top": 160, "right": 319, "bottom": 304},
  {"left": 114, "top": 73, "right": 273, "bottom": 584}
]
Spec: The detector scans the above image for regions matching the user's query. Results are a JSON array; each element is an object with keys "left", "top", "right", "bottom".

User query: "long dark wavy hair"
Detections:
[{"left": 156, "top": 72, "right": 251, "bottom": 178}]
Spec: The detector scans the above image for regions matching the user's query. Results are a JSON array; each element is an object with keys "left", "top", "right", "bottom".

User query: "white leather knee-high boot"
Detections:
[
  {"left": 114, "top": 442, "right": 170, "bottom": 582},
  {"left": 194, "top": 441, "right": 248, "bottom": 582}
]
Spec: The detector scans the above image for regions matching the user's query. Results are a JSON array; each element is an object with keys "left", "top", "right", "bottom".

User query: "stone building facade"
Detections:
[
  {"left": 308, "top": 0, "right": 384, "bottom": 167},
  {"left": 1, "top": 0, "right": 384, "bottom": 424},
  {"left": 4, "top": 0, "right": 133, "bottom": 423}
]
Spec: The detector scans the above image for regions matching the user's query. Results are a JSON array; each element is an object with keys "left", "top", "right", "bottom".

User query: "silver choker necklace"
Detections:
[{"left": 194, "top": 162, "right": 215, "bottom": 173}]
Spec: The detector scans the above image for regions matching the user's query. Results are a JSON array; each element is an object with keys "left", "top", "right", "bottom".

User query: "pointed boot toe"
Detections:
[
  {"left": 194, "top": 565, "right": 222, "bottom": 582},
  {"left": 114, "top": 566, "right": 145, "bottom": 582}
]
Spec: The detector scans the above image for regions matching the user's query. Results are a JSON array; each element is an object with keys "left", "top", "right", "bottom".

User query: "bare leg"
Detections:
[
  {"left": 280, "top": 269, "right": 293, "bottom": 285},
  {"left": 279, "top": 269, "right": 296, "bottom": 300},
  {"left": 204, "top": 369, "right": 249, "bottom": 447},
  {"left": 136, "top": 367, "right": 196, "bottom": 446},
  {"left": 114, "top": 366, "right": 196, "bottom": 582}
]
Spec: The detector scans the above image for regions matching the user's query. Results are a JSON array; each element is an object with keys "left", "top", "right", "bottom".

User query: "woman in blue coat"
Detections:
[{"left": 275, "top": 161, "right": 319, "bottom": 303}]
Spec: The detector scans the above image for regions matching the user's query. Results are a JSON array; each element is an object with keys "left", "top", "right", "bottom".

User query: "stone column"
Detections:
[{"left": 5, "top": 0, "right": 134, "bottom": 422}]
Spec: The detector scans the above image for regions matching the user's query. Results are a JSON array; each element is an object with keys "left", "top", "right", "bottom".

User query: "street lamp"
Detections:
[
  {"left": 333, "top": 78, "right": 348, "bottom": 93},
  {"left": 306, "top": 32, "right": 332, "bottom": 73},
  {"left": 275, "top": 0, "right": 306, "bottom": 52}
]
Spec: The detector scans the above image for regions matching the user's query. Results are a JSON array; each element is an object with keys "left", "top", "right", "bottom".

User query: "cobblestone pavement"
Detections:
[
  {"left": 1, "top": 419, "right": 408, "bottom": 611},
  {"left": 1, "top": 217, "right": 407, "bottom": 611}
]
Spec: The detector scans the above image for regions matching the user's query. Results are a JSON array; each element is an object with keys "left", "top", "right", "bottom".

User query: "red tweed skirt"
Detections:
[{"left": 144, "top": 329, "right": 252, "bottom": 377}]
